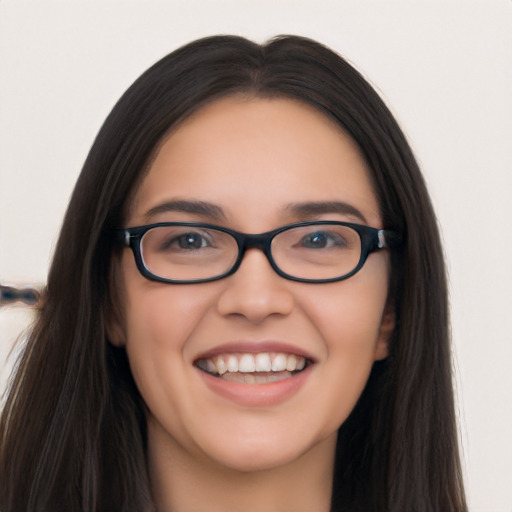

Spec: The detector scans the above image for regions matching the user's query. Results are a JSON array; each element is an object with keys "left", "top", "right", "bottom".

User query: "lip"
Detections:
[
  {"left": 193, "top": 340, "right": 315, "bottom": 407},
  {"left": 196, "top": 363, "right": 313, "bottom": 407}
]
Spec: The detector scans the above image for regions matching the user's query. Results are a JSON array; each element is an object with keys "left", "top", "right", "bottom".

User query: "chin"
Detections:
[
  {"left": 200, "top": 428, "right": 336, "bottom": 475},
  {"left": 212, "top": 449, "right": 305, "bottom": 474}
]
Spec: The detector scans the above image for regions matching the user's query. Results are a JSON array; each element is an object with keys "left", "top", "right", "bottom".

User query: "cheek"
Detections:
[
  {"left": 121, "top": 285, "right": 215, "bottom": 440},
  {"left": 303, "top": 290, "right": 387, "bottom": 434},
  {"left": 119, "top": 255, "right": 213, "bottom": 401},
  {"left": 123, "top": 286, "right": 213, "bottom": 372},
  {"left": 120, "top": 250, "right": 213, "bottom": 348},
  {"left": 297, "top": 259, "right": 390, "bottom": 423},
  {"left": 304, "top": 268, "right": 389, "bottom": 353}
]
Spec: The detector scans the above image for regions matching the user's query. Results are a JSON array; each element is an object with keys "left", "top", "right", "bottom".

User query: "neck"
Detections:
[{"left": 147, "top": 421, "right": 336, "bottom": 512}]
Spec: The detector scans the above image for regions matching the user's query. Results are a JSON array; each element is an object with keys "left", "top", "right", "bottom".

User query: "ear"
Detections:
[
  {"left": 374, "top": 302, "right": 395, "bottom": 361},
  {"left": 106, "top": 314, "right": 126, "bottom": 347}
]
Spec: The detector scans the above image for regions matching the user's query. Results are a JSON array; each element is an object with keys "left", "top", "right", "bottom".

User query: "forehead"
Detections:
[{"left": 129, "top": 96, "right": 381, "bottom": 229}]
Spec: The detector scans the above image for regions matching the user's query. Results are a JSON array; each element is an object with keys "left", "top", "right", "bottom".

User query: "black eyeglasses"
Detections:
[{"left": 112, "top": 221, "right": 400, "bottom": 284}]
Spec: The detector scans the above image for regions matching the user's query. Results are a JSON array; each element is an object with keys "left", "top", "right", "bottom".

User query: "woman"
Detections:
[{"left": 0, "top": 35, "right": 467, "bottom": 511}]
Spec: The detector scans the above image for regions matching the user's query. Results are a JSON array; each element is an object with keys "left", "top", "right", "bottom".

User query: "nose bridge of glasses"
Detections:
[
  {"left": 238, "top": 232, "right": 274, "bottom": 262},
  {"left": 229, "top": 231, "right": 288, "bottom": 283}
]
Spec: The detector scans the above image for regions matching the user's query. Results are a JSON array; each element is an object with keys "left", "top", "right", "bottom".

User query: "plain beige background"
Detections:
[{"left": 1, "top": 1, "right": 511, "bottom": 510}]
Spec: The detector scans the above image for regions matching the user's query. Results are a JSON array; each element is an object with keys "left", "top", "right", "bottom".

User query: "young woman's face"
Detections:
[{"left": 113, "top": 97, "right": 393, "bottom": 474}]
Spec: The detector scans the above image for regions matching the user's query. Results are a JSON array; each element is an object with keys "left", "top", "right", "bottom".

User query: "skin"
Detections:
[{"left": 110, "top": 96, "right": 394, "bottom": 512}]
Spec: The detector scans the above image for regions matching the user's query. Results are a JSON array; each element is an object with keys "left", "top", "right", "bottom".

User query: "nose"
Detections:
[{"left": 216, "top": 248, "right": 295, "bottom": 324}]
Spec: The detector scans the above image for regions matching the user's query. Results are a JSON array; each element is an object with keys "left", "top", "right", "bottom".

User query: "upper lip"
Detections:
[{"left": 193, "top": 341, "right": 317, "bottom": 364}]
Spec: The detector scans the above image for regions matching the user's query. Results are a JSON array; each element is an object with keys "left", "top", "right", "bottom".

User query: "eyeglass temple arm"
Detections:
[
  {"left": 378, "top": 229, "right": 402, "bottom": 250},
  {"left": 111, "top": 228, "right": 132, "bottom": 247}
]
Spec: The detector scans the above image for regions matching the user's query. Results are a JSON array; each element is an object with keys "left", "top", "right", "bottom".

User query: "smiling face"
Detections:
[{"left": 111, "top": 96, "right": 393, "bottom": 476}]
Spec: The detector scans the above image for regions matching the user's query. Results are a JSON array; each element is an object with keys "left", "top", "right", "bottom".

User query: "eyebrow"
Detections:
[
  {"left": 285, "top": 201, "right": 368, "bottom": 223},
  {"left": 144, "top": 199, "right": 368, "bottom": 224},
  {"left": 144, "top": 199, "right": 227, "bottom": 222}
]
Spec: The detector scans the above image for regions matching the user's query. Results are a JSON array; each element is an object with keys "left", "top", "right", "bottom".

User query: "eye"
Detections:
[
  {"left": 300, "top": 230, "right": 346, "bottom": 249},
  {"left": 143, "top": 226, "right": 233, "bottom": 259},
  {"left": 166, "top": 231, "right": 211, "bottom": 251}
]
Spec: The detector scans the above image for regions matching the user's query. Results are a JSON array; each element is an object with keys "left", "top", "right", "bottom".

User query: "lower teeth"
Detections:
[{"left": 219, "top": 371, "right": 294, "bottom": 384}]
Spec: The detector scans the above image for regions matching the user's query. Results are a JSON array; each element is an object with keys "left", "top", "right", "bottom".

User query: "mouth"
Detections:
[{"left": 195, "top": 352, "right": 310, "bottom": 384}]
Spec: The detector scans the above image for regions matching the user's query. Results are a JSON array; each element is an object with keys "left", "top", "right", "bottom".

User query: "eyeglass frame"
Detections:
[{"left": 112, "top": 220, "right": 401, "bottom": 284}]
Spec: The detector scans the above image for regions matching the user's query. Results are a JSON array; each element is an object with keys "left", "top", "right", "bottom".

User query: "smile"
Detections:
[{"left": 196, "top": 352, "right": 308, "bottom": 384}]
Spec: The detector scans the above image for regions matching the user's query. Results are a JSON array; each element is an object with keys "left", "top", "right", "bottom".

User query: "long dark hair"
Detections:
[{"left": 0, "top": 35, "right": 467, "bottom": 511}]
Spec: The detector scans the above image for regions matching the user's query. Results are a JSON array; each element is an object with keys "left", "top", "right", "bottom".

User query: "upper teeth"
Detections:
[{"left": 197, "top": 352, "right": 307, "bottom": 376}]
